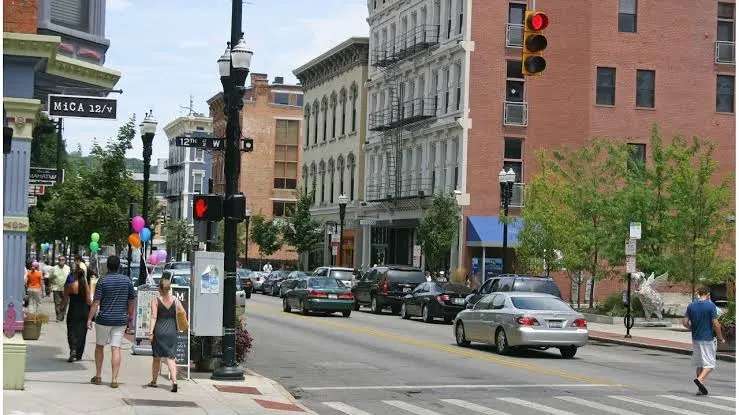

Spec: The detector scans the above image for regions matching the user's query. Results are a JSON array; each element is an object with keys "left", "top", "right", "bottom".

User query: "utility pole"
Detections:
[{"left": 206, "top": 178, "right": 214, "bottom": 251}]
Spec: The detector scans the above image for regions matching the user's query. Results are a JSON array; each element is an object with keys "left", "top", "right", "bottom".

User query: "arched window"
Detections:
[
  {"left": 303, "top": 106, "right": 311, "bottom": 147},
  {"left": 319, "top": 160, "right": 326, "bottom": 204},
  {"left": 310, "top": 162, "right": 317, "bottom": 204},
  {"left": 330, "top": 92, "right": 337, "bottom": 139},
  {"left": 312, "top": 100, "right": 319, "bottom": 145},
  {"left": 337, "top": 155, "right": 345, "bottom": 196},
  {"left": 302, "top": 165, "right": 308, "bottom": 195},
  {"left": 321, "top": 96, "right": 328, "bottom": 142},
  {"left": 340, "top": 87, "right": 347, "bottom": 136},
  {"left": 350, "top": 83, "right": 358, "bottom": 132},
  {"left": 347, "top": 153, "right": 356, "bottom": 201},
  {"left": 328, "top": 158, "right": 335, "bottom": 204}
]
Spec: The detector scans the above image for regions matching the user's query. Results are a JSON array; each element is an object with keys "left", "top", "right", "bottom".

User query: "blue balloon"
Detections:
[{"left": 139, "top": 227, "right": 152, "bottom": 242}]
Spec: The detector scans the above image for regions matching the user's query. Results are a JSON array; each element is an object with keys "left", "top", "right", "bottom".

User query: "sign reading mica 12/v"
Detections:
[{"left": 48, "top": 94, "right": 117, "bottom": 119}]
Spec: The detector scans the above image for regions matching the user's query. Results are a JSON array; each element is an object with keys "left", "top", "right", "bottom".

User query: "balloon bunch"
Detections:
[
  {"left": 148, "top": 249, "right": 167, "bottom": 265},
  {"left": 128, "top": 215, "right": 152, "bottom": 248},
  {"left": 40, "top": 242, "right": 51, "bottom": 252},
  {"left": 89, "top": 232, "right": 101, "bottom": 253}
]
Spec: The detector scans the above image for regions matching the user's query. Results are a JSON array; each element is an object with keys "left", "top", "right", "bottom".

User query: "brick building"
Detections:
[{"left": 208, "top": 73, "right": 304, "bottom": 269}]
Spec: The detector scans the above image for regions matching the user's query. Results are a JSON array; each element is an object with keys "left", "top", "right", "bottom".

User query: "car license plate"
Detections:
[
  {"left": 453, "top": 298, "right": 465, "bottom": 305},
  {"left": 548, "top": 320, "right": 564, "bottom": 328},
  {"left": 328, "top": 294, "right": 337, "bottom": 299},
  {"left": 403, "top": 287, "right": 411, "bottom": 293}
]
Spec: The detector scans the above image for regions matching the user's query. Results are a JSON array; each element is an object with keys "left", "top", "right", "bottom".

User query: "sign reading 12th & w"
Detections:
[{"left": 48, "top": 94, "right": 117, "bottom": 119}]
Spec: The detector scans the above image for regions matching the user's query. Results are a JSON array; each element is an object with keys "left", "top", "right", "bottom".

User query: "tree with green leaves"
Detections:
[
  {"left": 282, "top": 190, "right": 322, "bottom": 270},
  {"left": 249, "top": 214, "right": 283, "bottom": 262},
  {"left": 417, "top": 193, "right": 460, "bottom": 273},
  {"left": 31, "top": 114, "right": 67, "bottom": 169},
  {"left": 165, "top": 219, "right": 196, "bottom": 261}
]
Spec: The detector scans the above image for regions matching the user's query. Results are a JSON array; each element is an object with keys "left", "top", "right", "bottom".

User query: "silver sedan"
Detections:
[{"left": 453, "top": 292, "right": 588, "bottom": 358}]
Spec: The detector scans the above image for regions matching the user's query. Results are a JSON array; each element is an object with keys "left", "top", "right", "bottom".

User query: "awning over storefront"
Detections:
[{"left": 466, "top": 216, "right": 523, "bottom": 247}]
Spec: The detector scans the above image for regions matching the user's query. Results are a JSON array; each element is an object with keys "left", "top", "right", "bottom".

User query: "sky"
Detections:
[{"left": 63, "top": 0, "right": 369, "bottom": 160}]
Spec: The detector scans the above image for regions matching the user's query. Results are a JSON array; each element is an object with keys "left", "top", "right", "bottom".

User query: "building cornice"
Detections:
[
  {"left": 294, "top": 38, "right": 369, "bottom": 90},
  {"left": 163, "top": 115, "right": 214, "bottom": 139}
]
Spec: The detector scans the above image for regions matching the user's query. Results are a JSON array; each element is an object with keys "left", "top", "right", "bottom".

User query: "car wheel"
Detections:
[
  {"left": 455, "top": 322, "right": 471, "bottom": 346},
  {"left": 370, "top": 296, "right": 381, "bottom": 314},
  {"left": 496, "top": 328, "right": 511, "bottom": 355},
  {"left": 400, "top": 303, "right": 410, "bottom": 320},
  {"left": 300, "top": 300, "right": 309, "bottom": 316},
  {"left": 422, "top": 305, "right": 433, "bottom": 323},
  {"left": 560, "top": 346, "right": 577, "bottom": 359},
  {"left": 282, "top": 297, "right": 291, "bottom": 313},
  {"left": 391, "top": 305, "right": 401, "bottom": 315},
  {"left": 353, "top": 299, "right": 360, "bottom": 311},
  {"left": 342, "top": 310, "right": 351, "bottom": 318}
]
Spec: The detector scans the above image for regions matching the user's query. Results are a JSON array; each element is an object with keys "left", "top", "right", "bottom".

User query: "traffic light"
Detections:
[
  {"left": 522, "top": 10, "right": 549, "bottom": 76},
  {"left": 240, "top": 137, "right": 254, "bottom": 152},
  {"left": 224, "top": 193, "right": 246, "bottom": 220},
  {"left": 193, "top": 194, "right": 223, "bottom": 221}
]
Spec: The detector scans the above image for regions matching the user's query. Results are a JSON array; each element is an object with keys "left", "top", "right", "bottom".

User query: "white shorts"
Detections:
[
  {"left": 692, "top": 339, "right": 717, "bottom": 369},
  {"left": 95, "top": 324, "right": 126, "bottom": 348}
]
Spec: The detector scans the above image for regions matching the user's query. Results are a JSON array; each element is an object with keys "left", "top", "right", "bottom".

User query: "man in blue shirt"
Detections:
[
  {"left": 683, "top": 286, "right": 726, "bottom": 395},
  {"left": 86, "top": 256, "right": 135, "bottom": 388}
]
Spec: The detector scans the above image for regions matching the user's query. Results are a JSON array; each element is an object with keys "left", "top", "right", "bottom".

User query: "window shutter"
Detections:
[{"left": 51, "top": 0, "right": 89, "bottom": 31}]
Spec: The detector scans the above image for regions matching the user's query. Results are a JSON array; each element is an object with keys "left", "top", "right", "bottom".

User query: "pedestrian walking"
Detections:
[
  {"left": 64, "top": 268, "right": 92, "bottom": 362},
  {"left": 25, "top": 262, "right": 44, "bottom": 313},
  {"left": 263, "top": 262, "right": 273, "bottom": 273},
  {"left": 147, "top": 278, "right": 187, "bottom": 392},
  {"left": 74, "top": 254, "right": 88, "bottom": 280},
  {"left": 50, "top": 256, "right": 71, "bottom": 321},
  {"left": 87, "top": 256, "right": 135, "bottom": 388},
  {"left": 683, "top": 286, "right": 726, "bottom": 395}
]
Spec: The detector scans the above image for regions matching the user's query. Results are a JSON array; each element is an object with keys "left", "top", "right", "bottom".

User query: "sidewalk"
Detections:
[
  {"left": 588, "top": 321, "right": 736, "bottom": 362},
  {"left": 4, "top": 299, "right": 315, "bottom": 415}
]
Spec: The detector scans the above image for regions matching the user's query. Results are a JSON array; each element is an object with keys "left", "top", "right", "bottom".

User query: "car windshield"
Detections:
[
  {"left": 308, "top": 278, "right": 342, "bottom": 289},
  {"left": 435, "top": 282, "right": 473, "bottom": 295},
  {"left": 511, "top": 297, "right": 573, "bottom": 311},
  {"left": 330, "top": 270, "right": 354, "bottom": 280},
  {"left": 170, "top": 262, "right": 191, "bottom": 270},
  {"left": 388, "top": 269, "right": 426, "bottom": 283},
  {"left": 512, "top": 279, "right": 562, "bottom": 298},
  {"left": 171, "top": 276, "right": 188, "bottom": 286}
]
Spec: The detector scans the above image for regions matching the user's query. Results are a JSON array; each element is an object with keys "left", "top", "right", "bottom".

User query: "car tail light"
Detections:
[
  {"left": 380, "top": 279, "right": 389, "bottom": 294},
  {"left": 572, "top": 318, "right": 587, "bottom": 328},
  {"left": 516, "top": 316, "right": 540, "bottom": 326},
  {"left": 309, "top": 290, "right": 328, "bottom": 298},
  {"left": 436, "top": 294, "right": 450, "bottom": 304},
  {"left": 338, "top": 292, "right": 354, "bottom": 300}
]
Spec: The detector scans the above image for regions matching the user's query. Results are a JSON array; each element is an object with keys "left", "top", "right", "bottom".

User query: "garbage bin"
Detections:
[{"left": 3, "top": 336, "right": 26, "bottom": 390}]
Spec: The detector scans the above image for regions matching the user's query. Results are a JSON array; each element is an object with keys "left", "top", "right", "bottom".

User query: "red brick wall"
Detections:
[{"left": 4, "top": 0, "right": 37, "bottom": 34}]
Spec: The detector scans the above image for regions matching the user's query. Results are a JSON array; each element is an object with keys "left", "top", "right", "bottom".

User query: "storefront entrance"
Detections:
[{"left": 370, "top": 227, "right": 414, "bottom": 266}]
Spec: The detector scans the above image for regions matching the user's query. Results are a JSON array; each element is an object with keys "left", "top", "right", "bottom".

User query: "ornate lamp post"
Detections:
[
  {"left": 138, "top": 111, "right": 157, "bottom": 286},
  {"left": 498, "top": 168, "right": 515, "bottom": 274},
  {"left": 337, "top": 194, "right": 349, "bottom": 266}
]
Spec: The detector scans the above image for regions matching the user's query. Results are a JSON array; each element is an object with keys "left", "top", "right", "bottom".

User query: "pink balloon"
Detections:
[
  {"left": 131, "top": 216, "right": 145, "bottom": 233},
  {"left": 148, "top": 255, "right": 159, "bottom": 265},
  {"left": 157, "top": 250, "right": 167, "bottom": 261}
]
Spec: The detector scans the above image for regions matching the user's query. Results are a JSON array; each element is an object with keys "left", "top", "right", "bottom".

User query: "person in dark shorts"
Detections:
[
  {"left": 683, "top": 286, "right": 726, "bottom": 395},
  {"left": 147, "top": 278, "right": 186, "bottom": 392}
]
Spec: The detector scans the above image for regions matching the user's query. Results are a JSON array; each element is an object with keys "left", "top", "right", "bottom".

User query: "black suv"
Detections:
[
  {"left": 352, "top": 265, "right": 426, "bottom": 314},
  {"left": 465, "top": 274, "right": 562, "bottom": 307}
]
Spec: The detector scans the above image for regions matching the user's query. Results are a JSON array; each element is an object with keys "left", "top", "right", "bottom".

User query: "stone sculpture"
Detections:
[{"left": 633, "top": 272, "right": 669, "bottom": 320}]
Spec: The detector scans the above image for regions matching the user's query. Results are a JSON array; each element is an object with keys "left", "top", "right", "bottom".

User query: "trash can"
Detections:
[{"left": 3, "top": 336, "right": 26, "bottom": 390}]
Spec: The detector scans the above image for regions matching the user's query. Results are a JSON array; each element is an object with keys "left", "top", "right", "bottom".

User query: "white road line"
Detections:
[
  {"left": 608, "top": 396, "right": 706, "bottom": 415},
  {"left": 713, "top": 396, "right": 737, "bottom": 402},
  {"left": 555, "top": 396, "right": 645, "bottom": 415},
  {"left": 497, "top": 397, "right": 577, "bottom": 415},
  {"left": 441, "top": 399, "right": 511, "bottom": 415},
  {"left": 383, "top": 400, "right": 443, "bottom": 415},
  {"left": 300, "top": 383, "right": 620, "bottom": 391},
  {"left": 659, "top": 395, "right": 736, "bottom": 411},
  {"left": 322, "top": 402, "right": 373, "bottom": 415}
]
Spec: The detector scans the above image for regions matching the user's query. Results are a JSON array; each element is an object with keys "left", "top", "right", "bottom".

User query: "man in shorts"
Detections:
[
  {"left": 87, "top": 256, "right": 135, "bottom": 388},
  {"left": 683, "top": 286, "right": 726, "bottom": 395}
]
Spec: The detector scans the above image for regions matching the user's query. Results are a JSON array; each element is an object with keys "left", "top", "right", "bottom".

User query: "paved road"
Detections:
[{"left": 245, "top": 294, "right": 736, "bottom": 415}]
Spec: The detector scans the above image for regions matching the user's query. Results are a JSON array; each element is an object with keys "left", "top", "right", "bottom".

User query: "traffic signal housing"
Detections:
[
  {"left": 193, "top": 194, "right": 223, "bottom": 221},
  {"left": 522, "top": 11, "right": 549, "bottom": 76}
]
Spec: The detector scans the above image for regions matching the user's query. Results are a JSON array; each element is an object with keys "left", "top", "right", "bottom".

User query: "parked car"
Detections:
[
  {"left": 454, "top": 292, "right": 587, "bottom": 358},
  {"left": 262, "top": 270, "right": 290, "bottom": 296},
  {"left": 237, "top": 268, "right": 253, "bottom": 298},
  {"left": 162, "top": 268, "right": 190, "bottom": 286},
  {"left": 235, "top": 277, "right": 251, "bottom": 306},
  {"left": 401, "top": 281, "right": 473, "bottom": 324},
  {"left": 465, "top": 274, "right": 562, "bottom": 308},
  {"left": 352, "top": 265, "right": 426, "bottom": 314},
  {"left": 164, "top": 261, "right": 191, "bottom": 271},
  {"left": 280, "top": 271, "right": 309, "bottom": 297},
  {"left": 282, "top": 277, "right": 354, "bottom": 317},
  {"left": 250, "top": 271, "right": 268, "bottom": 293},
  {"left": 313, "top": 267, "right": 358, "bottom": 288}
]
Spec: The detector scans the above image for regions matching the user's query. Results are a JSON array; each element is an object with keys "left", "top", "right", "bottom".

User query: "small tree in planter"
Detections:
[
  {"left": 22, "top": 312, "right": 49, "bottom": 340},
  {"left": 235, "top": 323, "right": 253, "bottom": 366}
]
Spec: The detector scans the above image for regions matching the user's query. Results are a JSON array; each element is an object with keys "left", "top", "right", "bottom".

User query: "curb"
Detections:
[
  {"left": 246, "top": 369, "right": 317, "bottom": 414},
  {"left": 588, "top": 335, "right": 736, "bottom": 362}
]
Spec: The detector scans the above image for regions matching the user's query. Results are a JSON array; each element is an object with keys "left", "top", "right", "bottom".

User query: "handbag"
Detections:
[{"left": 175, "top": 298, "right": 189, "bottom": 333}]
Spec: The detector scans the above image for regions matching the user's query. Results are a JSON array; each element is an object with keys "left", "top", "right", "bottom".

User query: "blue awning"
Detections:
[{"left": 466, "top": 216, "right": 523, "bottom": 247}]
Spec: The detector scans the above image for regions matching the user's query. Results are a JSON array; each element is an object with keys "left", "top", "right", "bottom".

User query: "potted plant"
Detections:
[
  {"left": 235, "top": 321, "right": 253, "bottom": 366},
  {"left": 718, "top": 300, "right": 735, "bottom": 352},
  {"left": 22, "top": 312, "right": 49, "bottom": 340}
]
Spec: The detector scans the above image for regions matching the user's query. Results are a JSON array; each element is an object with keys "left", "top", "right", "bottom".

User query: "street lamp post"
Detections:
[
  {"left": 212, "top": 3, "right": 252, "bottom": 380},
  {"left": 337, "top": 194, "right": 349, "bottom": 267},
  {"left": 138, "top": 111, "right": 157, "bottom": 286},
  {"left": 498, "top": 168, "right": 515, "bottom": 274}
]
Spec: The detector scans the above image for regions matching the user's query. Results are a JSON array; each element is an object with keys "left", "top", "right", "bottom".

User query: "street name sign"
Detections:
[
  {"left": 29, "top": 167, "right": 62, "bottom": 185},
  {"left": 175, "top": 135, "right": 225, "bottom": 150},
  {"left": 48, "top": 94, "right": 117, "bottom": 119},
  {"left": 629, "top": 222, "right": 642, "bottom": 240}
]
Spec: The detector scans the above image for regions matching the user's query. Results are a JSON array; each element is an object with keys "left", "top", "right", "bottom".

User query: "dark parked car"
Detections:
[
  {"left": 401, "top": 281, "right": 473, "bottom": 323},
  {"left": 279, "top": 271, "right": 309, "bottom": 297},
  {"left": 262, "top": 270, "right": 290, "bottom": 296},
  {"left": 352, "top": 265, "right": 427, "bottom": 314},
  {"left": 282, "top": 277, "right": 354, "bottom": 317},
  {"left": 465, "top": 274, "right": 562, "bottom": 308}
]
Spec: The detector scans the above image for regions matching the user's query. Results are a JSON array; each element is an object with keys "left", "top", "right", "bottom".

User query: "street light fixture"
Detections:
[
  {"left": 138, "top": 110, "right": 157, "bottom": 286},
  {"left": 337, "top": 194, "right": 349, "bottom": 267},
  {"left": 498, "top": 167, "right": 515, "bottom": 275}
]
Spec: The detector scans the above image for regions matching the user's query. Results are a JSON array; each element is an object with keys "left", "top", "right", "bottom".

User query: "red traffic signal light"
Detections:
[
  {"left": 193, "top": 194, "right": 223, "bottom": 221},
  {"left": 522, "top": 10, "right": 549, "bottom": 76},
  {"left": 527, "top": 11, "right": 549, "bottom": 31}
]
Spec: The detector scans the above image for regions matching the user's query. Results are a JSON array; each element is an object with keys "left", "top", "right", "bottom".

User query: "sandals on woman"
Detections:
[
  {"left": 147, "top": 381, "right": 157, "bottom": 388},
  {"left": 90, "top": 376, "right": 101, "bottom": 385}
]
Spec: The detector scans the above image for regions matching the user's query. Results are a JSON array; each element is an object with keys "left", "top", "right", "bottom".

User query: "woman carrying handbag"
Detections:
[{"left": 147, "top": 278, "right": 188, "bottom": 392}]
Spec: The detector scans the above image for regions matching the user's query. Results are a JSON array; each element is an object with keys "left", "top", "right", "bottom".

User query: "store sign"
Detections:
[
  {"left": 48, "top": 94, "right": 117, "bottom": 119},
  {"left": 29, "top": 167, "right": 62, "bottom": 185},
  {"left": 4, "top": 216, "right": 29, "bottom": 232}
]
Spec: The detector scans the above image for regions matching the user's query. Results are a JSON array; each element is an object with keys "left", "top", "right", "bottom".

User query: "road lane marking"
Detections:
[
  {"left": 497, "top": 397, "right": 576, "bottom": 415},
  {"left": 383, "top": 401, "right": 442, "bottom": 415},
  {"left": 248, "top": 302, "right": 615, "bottom": 385},
  {"left": 608, "top": 396, "right": 706, "bottom": 415},
  {"left": 322, "top": 402, "right": 373, "bottom": 415},
  {"left": 555, "top": 396, "right": 644, "bottom": 415},
  {"left": 441, "top": 399, "right": 511, "bottom": 415},
  {"left": 659, "top": 395, "right": 735, "bottom": 411},
  {"left": 713, "top": 396, "right": 737, "bottom": 402},
  {"left": 301, "top": 384, "right": 621, "bottom": 391}
]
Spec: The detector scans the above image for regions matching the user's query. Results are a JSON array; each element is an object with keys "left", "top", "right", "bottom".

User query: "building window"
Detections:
[
  {"left": 51, "top": 0, "right": 90, "bottom": 32},
  {"left": 506, "top": 60, "right": 525, "bottom": 102},
  {"left": 618, "top": 0, "right": 637, "bottom": 33},
  {"left": 304, "top": 107, "right": 311, "bottom": 147},
  {"left": 444, "top": 68, "right": 451, "bottom": 113},
  {"left": 295, "top": 94, "right": 304, "bottom": 107},
  {"left": 718, "top": 3, "right": 735, "bottom": 41},
  {"left": 446, "top": 0, "right": 452, "bottom": 39},
  {"left": 192, "top": 148, "right": 204, "bottom": 162},
  {"left": 321, "top": 97, "right": 328, "bottom": 141},
  {"left": 340, "top": 88, "right": 347, "bottom": 135},
  {"left": 636, "top": 69, "right": 655, "bottom": 108},
  {"left": 627, "top": 143, "right": 646, "bottom": 170},
  {"left": 457, "top": 0, "right": 464, "bottom": 34},
  {"left": 351, "top": 87, "right": 358, "bottom": 132},
  {"left": 717, "top": 75, "right": 735, "bottom": 113},
  {"left": 503, "top": 138, "right": 523, "bottom": 182},
  {"left": 455, "top": 62, "right": 462, "bottom": 110},
  {"left": 331, "top": 93, "right": 337, "bottom": 139},
  {"left": 192, "top": 172, "right": 203, "bottom": 193},
  {"left": 348, "top": 154, "right": 356, "bottom": 201},
  {"left": 432, "top": 70, "right": 439, "bottom": 114},
  {"left": 273, "top": 201, "right": 296, "bottom": 217},
  {"left": 312, "top": 101, "right": 319, "bottom": 144},
  {"left": 302, "top": 165, "right": 308, "bottom": 195},
  {"left": 337, "top": 157, "right": 345, "bottom": 195},
  {"left": 596, "top": 67, "right": 616, "bottom": 105},
  {"left": 329, "top": 160, "right": 335, "bottom": 204},
  {"left": 273, "top": 92, "right": 290, "bottom": 105},
  {"left": 310, "top": 164, "right": 317, "bottom": 204},
  {"left": 320, "top": 162, "right": 326, "bottom": 204},
  {"left": 274, "top": 119, "right": 299, "bottom": 189}
]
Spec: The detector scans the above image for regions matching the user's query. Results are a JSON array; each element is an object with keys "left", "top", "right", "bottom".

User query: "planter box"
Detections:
[
  {"left": 3, "top": 336, "right": 26, "bottom": 390},
  {"left": 22, "top": 321, "right": 42, "bottom": 340}
]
